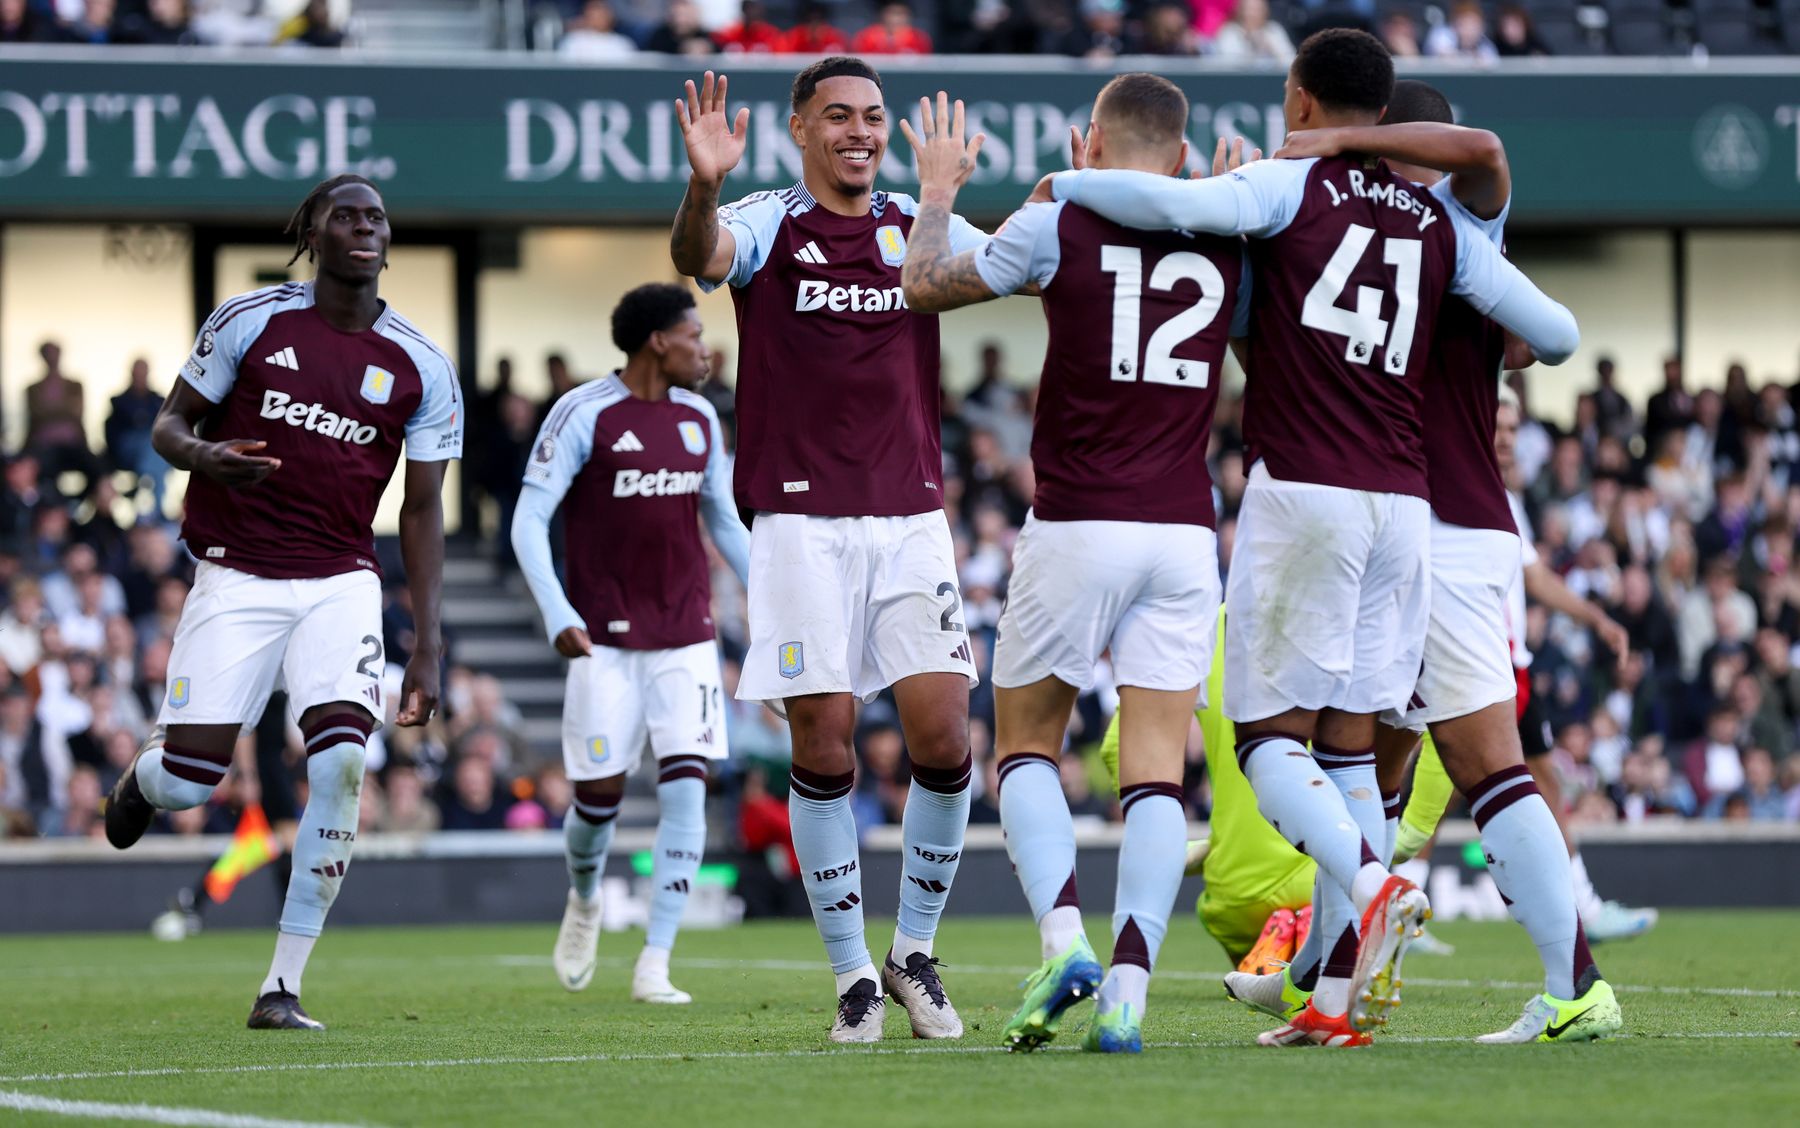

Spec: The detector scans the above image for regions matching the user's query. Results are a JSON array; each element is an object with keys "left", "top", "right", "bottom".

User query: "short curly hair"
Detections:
[
  {"left": 1292, "top": 29, "right": 1393, "bottom": 117},
  {"left": 791, "top": 56, "right": 883, "bottom": 113},
  {"left": 611, "top": 284, "right": 696, "bottom": 355}
]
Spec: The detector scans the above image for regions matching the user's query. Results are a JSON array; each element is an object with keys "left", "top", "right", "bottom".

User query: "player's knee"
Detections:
[
  {"left": 788, "top": 727, "right": 855, "bottom": 776},
  {"left": 575, "top": 778, "right": 626, "bottom": 809},
  {"left": 301, "top": 711, "right": 375, "bottom": 797}
]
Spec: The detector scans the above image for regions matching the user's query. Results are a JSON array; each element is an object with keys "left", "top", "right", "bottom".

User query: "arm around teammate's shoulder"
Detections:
[{"left": 1049, "top": 157, "right": 1306, "bottom": 238}]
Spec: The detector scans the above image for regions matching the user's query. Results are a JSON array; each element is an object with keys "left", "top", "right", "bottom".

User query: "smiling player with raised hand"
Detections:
[
  {"left": 670, "top": 60, "right": 990, "bottom": 1043},
  {"left": 104, "top": 174, "right": 460, "bottom": 1031}
]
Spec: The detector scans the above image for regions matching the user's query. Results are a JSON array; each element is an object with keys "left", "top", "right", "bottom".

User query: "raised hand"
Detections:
[
  {"left": 899, "top": 91, "right": 985, "bottom": 201},
  {"left": 1209, "top": 135, "right": 1262, "bottom": 178},
  {"left": 1069, "top": 124, "right": 1089, "bottom": 171},
  {"left": 676, "top": 71, "right": 749, "bottom": 187}
]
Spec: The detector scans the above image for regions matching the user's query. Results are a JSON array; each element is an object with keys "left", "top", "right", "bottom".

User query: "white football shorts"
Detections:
[
  {"left": 159, "top": 562, "right": 385, "bottom": 727},
  {"left": 561, "top": 640, "right": 727, "bottom": 782},
  {"left": 1383, "top": 517, "right": 1520, "bottom": 732},
  {"left": 1224, "top": 463, "right": 1430, "bottom": 724},
  {"left": 994, "top": 513, "right": 1220, "bottom": 695},
  {"left": 736, "top": 511, "right": 978, "bottom": 706}
]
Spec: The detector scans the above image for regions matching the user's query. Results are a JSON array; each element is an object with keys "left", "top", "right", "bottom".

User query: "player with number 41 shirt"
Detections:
[
  {"left": 904, "top": 74, "right": 1244, "bottom": 1054},
  {"left": 1040, "top": 29, "right": 1580, "bottom": 1046}
]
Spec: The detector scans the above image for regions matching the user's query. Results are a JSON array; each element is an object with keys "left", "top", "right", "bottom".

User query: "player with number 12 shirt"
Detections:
[
  {"left": 1043, "top": 29, "right": 1580, "bottom": 1046},
  {"left": 903, "top": 75, "right": 1245, "bottom": 1055}
]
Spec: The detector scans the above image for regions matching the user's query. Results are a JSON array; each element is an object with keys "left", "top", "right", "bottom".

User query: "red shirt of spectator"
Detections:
[
  {"left": 715, "top": 1, "right": 782, "bottom": 53},
  {"left": 781, "top": 22, "right": 847, "bottom": 54},
  {"left": 851, "top": 1, "right": 932, "bottom": 54}
]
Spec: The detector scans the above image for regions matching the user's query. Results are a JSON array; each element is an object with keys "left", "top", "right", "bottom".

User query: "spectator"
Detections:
[
  {"left": 378, "top": 761, "right": 441, "bottom": 833},
  {"left": 1706, "top": 746, "right": 1786, "bottom": 820},
  {"left": 1684, "top": 706, "right": 1746, "bottom": 805},
  {"left": 560, "top": 0, "right": 637, "bottom": 58},
  {"left": 0, "top": 686, "right": 53, "bottom": 832},
  {"left": 104, "top": 357, "right": 168, "bottom": 514},
  {"left": 1677, "top": 556, "right": 1757, "bottom": 679},
  {"left": 1610, "top": 741, "right": 1697, "bottom": 820},
  {"left": 851, "top": 0, "right": 932, "bottom": 54},
  {"left": 780, "top": 1, "right": 846, "bottom": 53},
  {"left": 646, "top": 0, "right": 715, "bottom": 54},
  {"left": 1493, "top": 3, "right": 1550, "bottom": 56},
  {"left": 1211, "top": 0, "right": 1294, "bottom": 61},
  {"left": 1137, "top": 1, "right": 1199, "bottom": 53},
  {"left": 117, "top": 0, "right": 196, "bottom": 44},
  {"left": 1, "top": 0, "right": 50, "bottom": 41},
  {"left": 25, "top": 341, "right": 99, "bottom": 493},
  {"left": 1380, "top": 9, "right": 1421, "bottom": 57},
  {"left": 42, "top": 542, "right": 127, "bottom": 624},
  {"left": 1048, "top": 0, "right": 1127, "bottom": 57},
  {"left": 1425, "top": 1, "right": 1498, "bottom": 61},
  {"left": 1645, "top": 356, "right": 1696, "bottom": 454},
  {"left": 55, "top": 0, "right": 114, "bottom": 42},
  {"left": 438, "top": 748, "right": 514, "bottom": 831},
  {"left": 714, "top": 0, "right": 781, "bottom": 53},
  {"left": 275, "top": 0, "right": 343, "bottom": 47},
  {"left": 0, "top": 579, "right": 46, "bottom": 676},
  {"left": 940, "top": 0, "right": 1036, "bottom": 53}
]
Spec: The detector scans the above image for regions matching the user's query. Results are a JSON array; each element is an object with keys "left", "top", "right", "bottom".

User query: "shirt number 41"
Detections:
[{"left": 1301, "top": 224, "right": 1423, "bottom": 376}]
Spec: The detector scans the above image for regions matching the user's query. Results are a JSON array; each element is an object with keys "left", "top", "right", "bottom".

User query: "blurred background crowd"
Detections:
[
  {"left": 7, "top": 333, "right": 1800, "bottom": 862},
  {"left": 7, "top": 0, "right": 1799, "bottom": 59}
]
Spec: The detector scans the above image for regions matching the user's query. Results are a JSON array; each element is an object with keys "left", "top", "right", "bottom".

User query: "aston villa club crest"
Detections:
[
  {"left": 588, "top": 737, "right": 609, "bottom": 764},
  {"left": 778, "top": 642, "right": 804, "bottom": 679},
  {"left": 169, "top": 676, "right": 191, "bottom": 709},
  {"left": 875, "top": 225, "right": 907, "bottom": 267},
  {"left": 360, "top": 365, "right": 395, "bottom": 405},
  {"left": 678, "top": 420, "right": 707, "bottom": 456}
]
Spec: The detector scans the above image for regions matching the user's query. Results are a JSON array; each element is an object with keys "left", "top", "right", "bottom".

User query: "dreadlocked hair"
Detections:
[{"left": 284, "top": 173, "right": 379, "bottom": 266}]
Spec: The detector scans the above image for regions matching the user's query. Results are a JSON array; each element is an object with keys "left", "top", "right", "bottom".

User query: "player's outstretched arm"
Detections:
[
  {"left": 1452, "top": 232, "right": 1578, "bottom": 364},
  {"left": 1277, "top": 123, "right": 1510, "bottom": 220},
  {"left": 151, "top": 380, "right": 281, "bottom": 487},
  {"left": 395, "top": 459, "right": 447, "bottom": 726},
  {"left": 898, "top": 92, "right": 995, "bottom": 314},
  {"left": 671, "top": 71, "right": 748, "bottom": 283}
]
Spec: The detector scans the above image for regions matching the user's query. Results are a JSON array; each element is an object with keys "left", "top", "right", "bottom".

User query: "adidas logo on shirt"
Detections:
[
  {"left": 793, "top": 241, "right": 829, "bottom": 265},
  {"left": 611, "top": 431, "right": 644, "bottom": 453},
  {"left": 264, "top": 346, "right": 299, "bottom": 370}
]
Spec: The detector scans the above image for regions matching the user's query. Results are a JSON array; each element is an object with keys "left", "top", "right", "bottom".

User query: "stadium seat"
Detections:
[
  {"left": 1606, "top": 2, "right": 1675, "bottom": 51},
  {"left": 1534, "top": 9, "right": 1599, "bottom": 49}
]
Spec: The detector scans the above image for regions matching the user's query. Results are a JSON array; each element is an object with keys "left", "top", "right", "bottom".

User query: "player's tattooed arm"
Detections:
[
  {"left": 671, "top": 71, "right": 747, "bottom": 282},
  {"left": 395, "top": 459, "right": 447, "bottom": 725},
  {"left": 899, "top": 92, "right": 995, "bottom": 313},
  {"left": 152, "top": 379, "right": 281, "bottom": 487}
]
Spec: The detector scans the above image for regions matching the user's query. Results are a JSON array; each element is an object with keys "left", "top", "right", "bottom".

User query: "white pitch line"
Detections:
[
  {"left": 3, "top": 1030, "right": 1794, "bottom": 1087},
  {"left": 0, "top": 1089, "right": 373, "bottom": 1128},
  {"left": 494, "top": 955, "right": 1800, "bottom": 999}
]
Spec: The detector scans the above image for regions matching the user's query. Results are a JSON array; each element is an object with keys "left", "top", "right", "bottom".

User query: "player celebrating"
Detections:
[
  {"left": 670, "top": 60, "right": 986, "bottom": 1042},
  {"left": 1394, "top": 387, "right": 1657, "bottom": 942},
  {"left": 511, "top": 284, "right": 748, "bottom": 1006},
  {"left": 104, "top": 174, "right": 460, "bottom": 1031},
  {"left": 1224, "top": 81, "right": 1622, "bottom": 1043},
  {"left": 901, "top": 76, "right": 1243, "bottom": 1054},
  {"left": 1038, "top": 30, "right": 1580, "bottom": 1045}
]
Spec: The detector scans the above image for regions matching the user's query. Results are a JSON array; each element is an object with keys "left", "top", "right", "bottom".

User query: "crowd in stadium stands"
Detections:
[
  {"left": 9, "top": 336, "right": 1800, "bottom": 846},
  {"left": 460, "top": 339, "right": 1800, "bottom": 843},
  {"left": 4, "top": 0, "right": 1796, "bottom": 56}
]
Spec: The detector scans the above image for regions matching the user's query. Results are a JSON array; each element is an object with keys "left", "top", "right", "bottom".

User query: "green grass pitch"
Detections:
[{"left": 1, "top": 911, "right": 1794, "bottom": 1127}]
